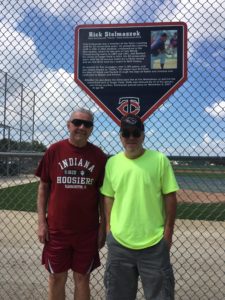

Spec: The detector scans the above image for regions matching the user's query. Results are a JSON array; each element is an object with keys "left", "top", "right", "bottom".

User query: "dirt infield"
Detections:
[{"left": 177, "top": 189, "right": 225, "bottom": 203}]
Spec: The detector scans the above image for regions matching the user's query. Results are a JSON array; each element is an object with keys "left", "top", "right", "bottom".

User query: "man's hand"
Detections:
[
  {"left": 163, "top": 227, "right": 173, "bottom": 250},
  {"left": 98, "top": 223, "right": 106, "bottom": 249},
  {"left": 37, "top": 180, "right": 49, "bottom": 244},
  {"left": 37, "top": 221, "right": 49, "bottom": 244}
]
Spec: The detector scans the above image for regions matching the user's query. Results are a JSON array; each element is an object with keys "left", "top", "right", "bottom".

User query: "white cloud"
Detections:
[
  {"left": 101, "top": 130, "right": 110, "bottom": 138},
  {"left": 0, "top": 21, "right": 44, "bottom": 82},
  {"left": 0, "top": 2, "right": 27, "bottom": 27},
  {"left": 0, "top": 21, "right": 101, "bottom": 144},
  {"left": 205, "top": 101, "right": 225, "bottom": 118},
  {"left": 154, "top": 0, "right": 225, "bottom": 54},
  {"left": 197, "top": 133, "right": 225, "bottom": 155},
  {"left": 145, "top": 129, "right": 154, "bottom": 138},
  {"left": 101, "top": 130, "right": 118, "bottom": 138},
  {"left": 2, "top": 0, "right": 224, "bottom": 42},
  {"left": 1, "top": 0, "right": 131, "bottom": 25},
  {"left": 159, "top": 135, "right": 225, "bottom": 156},
  {"left": 30, "top": 68, "right": 101, "bottom": 135},
  {"left": 202, "top": 133, "right": 212, "bottom": 144}
]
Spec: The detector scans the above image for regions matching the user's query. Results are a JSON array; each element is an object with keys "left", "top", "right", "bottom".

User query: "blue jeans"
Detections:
[{"left": 104, "top": 232, "right": 174, "bottom": 300}]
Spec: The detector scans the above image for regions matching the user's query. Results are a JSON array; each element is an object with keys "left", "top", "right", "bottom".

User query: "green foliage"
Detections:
[{"left": 0, "top": 138, "right": 46, "bottom": 152}]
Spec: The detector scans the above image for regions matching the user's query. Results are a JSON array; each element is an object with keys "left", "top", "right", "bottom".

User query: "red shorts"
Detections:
[{"left": 42, "top": 229, "right": 100, "bottom": 274}]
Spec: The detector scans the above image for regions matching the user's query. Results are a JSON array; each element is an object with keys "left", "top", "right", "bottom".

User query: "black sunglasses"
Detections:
[
  {"left": 121, "top": 129, "right": 142, "bottom": 138},
  {"left": 71, "top": 119, "right": 93, "bottom": 128}
]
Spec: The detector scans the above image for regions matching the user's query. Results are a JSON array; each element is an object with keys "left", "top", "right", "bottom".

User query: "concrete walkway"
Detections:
[{"left": 0, "top": 174, "right": 39, "bottom": 188}]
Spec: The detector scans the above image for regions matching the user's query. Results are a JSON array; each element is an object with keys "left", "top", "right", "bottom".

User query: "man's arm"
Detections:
[
  {"left": 104, "top": 196, "right": 114, "bottom": 234},
  {"left": 37, "top": 179, "right": 50, "bottom": 243},
  {"left": 163, "top": 192, "right": 177, "bottom": 249}
]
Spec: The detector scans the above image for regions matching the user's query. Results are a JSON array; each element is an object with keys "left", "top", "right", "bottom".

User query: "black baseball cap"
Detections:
[{"left": 120, "top": 114, "right": 144, "bottom": 131}]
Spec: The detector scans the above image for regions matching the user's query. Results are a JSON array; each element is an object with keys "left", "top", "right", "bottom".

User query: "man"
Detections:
[
  {"left": 169, "top": 32, "right": 178, "bottom": 58},
  {"left": 100, "top": 114, "right": 179, "bottom": 300},
  {"left": 36, "top": 108, "right": 107, "bottom": 300},
  {"left": 151, "top": 32, "right": 168, "bottom": 69}
]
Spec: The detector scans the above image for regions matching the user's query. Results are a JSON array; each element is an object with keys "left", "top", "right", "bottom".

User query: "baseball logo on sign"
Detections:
[{"left": 117, "top": 97, "right": 140, "bottom": 115}]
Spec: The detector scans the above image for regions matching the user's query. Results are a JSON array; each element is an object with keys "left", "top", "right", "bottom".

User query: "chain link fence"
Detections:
[{"left": 0, "top": 0, "right": 225, "bottom": 299}]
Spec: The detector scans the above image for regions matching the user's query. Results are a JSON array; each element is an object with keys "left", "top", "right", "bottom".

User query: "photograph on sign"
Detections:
[
  {"left": 74, "top": 23, "right": 187, "bottom": 125},
  {"left": 150, "top": 30, "right": 178, "bottom": 69}
]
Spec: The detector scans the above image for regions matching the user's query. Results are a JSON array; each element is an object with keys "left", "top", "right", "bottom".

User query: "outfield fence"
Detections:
[
  {"left": 1, "top": 0, "right": 225, "bottom": 298},
  {"left": 0, "top": 153, "right": 224, "bottom": 299}
]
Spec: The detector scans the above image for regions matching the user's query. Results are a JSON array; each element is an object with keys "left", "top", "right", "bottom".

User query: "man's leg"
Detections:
[
  {"left": 104, "top": 232, "right": 139, "bottom": 300},
  {"left": 151, "top": 55, "right": 157, "bottom": 68},
  {"left": 71, "top": 230, "right": 100, "bottom": 300},
  {"left": 138, "top": 238, "right": 175, "bottom": 300},
  {"left": 48, "top": 271, "right": 68, "bottom": 300},
  {"left": 160, "top": 53, "right": 166, "bottom": 69},
  {"left": 73, "top": 272, "right": 90, "bottom": 300}
]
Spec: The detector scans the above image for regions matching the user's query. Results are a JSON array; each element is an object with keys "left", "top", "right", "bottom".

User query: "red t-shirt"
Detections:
[{"left": 35, "top": 139, "right": 107, "bottom": 233}]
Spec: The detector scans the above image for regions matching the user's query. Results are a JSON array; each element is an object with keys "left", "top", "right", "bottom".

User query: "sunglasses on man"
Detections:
[
  {"left": 71, "top": 119, "right": 93, "bottom": 128},
  {"left": 121, "top": 129, "right": 142, "bottom": 138}
]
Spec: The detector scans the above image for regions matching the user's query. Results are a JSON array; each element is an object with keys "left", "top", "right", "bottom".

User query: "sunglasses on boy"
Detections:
[
  {"left": 121, "top": 129, "right": 142, "bottom": 138},
  {"left": 71, "top": 119, "right": 93, "bottom": 128}
]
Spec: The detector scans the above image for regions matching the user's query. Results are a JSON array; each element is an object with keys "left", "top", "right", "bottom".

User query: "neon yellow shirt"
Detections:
[{"left": 100, "top": 150, "right": 179, "bottom": 249}]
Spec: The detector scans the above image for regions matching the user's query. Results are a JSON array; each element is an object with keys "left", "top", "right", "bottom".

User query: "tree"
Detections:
[{"left": 0, "top": 139, "right": 47, "bottom": 152}]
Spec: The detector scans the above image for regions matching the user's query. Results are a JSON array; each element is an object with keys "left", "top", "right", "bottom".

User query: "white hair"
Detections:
[{"left": 69, "top": 108, "right": 94, "bottom": 121}]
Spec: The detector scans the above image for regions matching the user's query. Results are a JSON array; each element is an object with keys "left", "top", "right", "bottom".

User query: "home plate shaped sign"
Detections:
[{"left": 74, "top": 22, "right": 187, "bottom": 125}]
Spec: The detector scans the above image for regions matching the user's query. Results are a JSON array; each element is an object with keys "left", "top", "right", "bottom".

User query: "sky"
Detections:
[{"left": 0, "top": 0, "right": 225, "bottom": 156}]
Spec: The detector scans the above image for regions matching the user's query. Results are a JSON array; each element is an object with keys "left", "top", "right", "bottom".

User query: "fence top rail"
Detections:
[{"left": 0, "top": 152, "right": 44, "bottom": 157}]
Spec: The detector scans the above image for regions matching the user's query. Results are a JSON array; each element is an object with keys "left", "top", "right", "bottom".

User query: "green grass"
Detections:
[
  {"left": 0, "top": 182, "right": 38, "bottom": 212},
  {"left": 174, "top": 165, "right": 225, "bottom": 171},
  {"left": 177, "top": 202, "right": 225, "bottom": 221},
  {"left": 174, "top": 170, "right": 225, "bottom": 179},
  {"left": 0, "top": 182, "right": 225, "bottom": 221}
]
